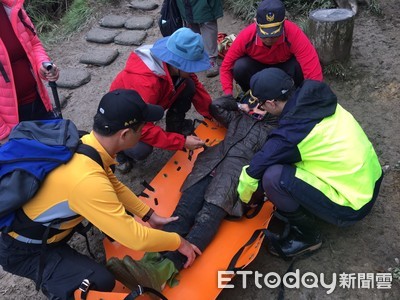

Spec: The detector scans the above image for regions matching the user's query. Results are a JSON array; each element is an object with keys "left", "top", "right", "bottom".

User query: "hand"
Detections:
[
  {"left": 184, "top": 135, "right": 205, "bottom": 150},
  {"left": 252, "top": 106, "right": 267, "bottom": 116},
  {"left": 237, "top": 165, "right": 260, "bottom": 204},
  {"left": 147, "top": 212, "right": 178, "bottom": 229},
  {"left": 39, "top": 63, "right": 60, "bottom": 82},
  {"left": 177, "top": 237, "right": 202, "bottom": 268},
  {"left": 238, "top": 103, "right": 250, "bottom": 112}
]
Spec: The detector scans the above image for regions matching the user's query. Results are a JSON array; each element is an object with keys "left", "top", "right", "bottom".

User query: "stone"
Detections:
[
  {"left": 56, "top": 68, "right": 91, "bottom": 89},
  {"left": 100, "top": 15, "right": 127, "bottom": 28},
  {"left": 86, "top": 27, "right": 121, "bottom": 44},
  {"left": 114, "top": 31, "right": 147, "bottom": 46},
  {"left": 124, "top": 16, "right": 154, "bottom": 30},
  {"left": 128, "top": 0, "right": 158, "bottom": 11},
  {"left": 79, "top": 49, "right": 119, "bottom": 66}
]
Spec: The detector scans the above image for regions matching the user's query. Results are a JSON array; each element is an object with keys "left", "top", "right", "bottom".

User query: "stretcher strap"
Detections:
[
  {"left": 227, "top": 228, "right": 289, "bottom": 272},
  {"left": 123, "top": 285, "right": 168, "bottom": 300}
]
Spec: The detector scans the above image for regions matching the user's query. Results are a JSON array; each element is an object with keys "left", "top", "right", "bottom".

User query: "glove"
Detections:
[{"left": 237, "top": 165, "right": 260, "bottom": 204}]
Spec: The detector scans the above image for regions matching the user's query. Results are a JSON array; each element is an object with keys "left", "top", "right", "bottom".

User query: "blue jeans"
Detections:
[{"left": 162, "top": 176, "right": 226, "bottom": 270}]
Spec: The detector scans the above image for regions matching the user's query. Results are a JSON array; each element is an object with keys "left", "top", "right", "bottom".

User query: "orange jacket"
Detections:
[{"left": 0, "top": 0, "right": 53, "bottom": 140}]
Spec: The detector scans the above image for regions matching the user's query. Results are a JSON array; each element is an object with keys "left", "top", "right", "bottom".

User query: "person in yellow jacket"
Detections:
[
  {"left": 237, "top": 68, "right": 383, "bottom": 258},
  {"left": 0, "top": 89, "right": 200, "bottom": 299}
]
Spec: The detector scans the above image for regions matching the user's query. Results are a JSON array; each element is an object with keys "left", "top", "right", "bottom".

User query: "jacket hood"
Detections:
[
  {"left": 131, "top": 45, "right": 166, "bottom": 77},
  {"left": 283, "top": 80, "right": 337, "bottom": 121}
]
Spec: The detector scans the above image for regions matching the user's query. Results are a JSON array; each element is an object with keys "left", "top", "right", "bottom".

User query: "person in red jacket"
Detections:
[
  {"left": 0, "top": 0, "right": 59, "bottom": 145},
  {"left": 110, "top": 28, "right": 212, "bottom": 173},
  {"left": 220, "top": 0, "right": 323, "bottom": 96}
]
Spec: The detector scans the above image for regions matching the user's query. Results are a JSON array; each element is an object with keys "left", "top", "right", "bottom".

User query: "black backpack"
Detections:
[{"left": 158, "top": 0, "right": 183, "bottom": 37}]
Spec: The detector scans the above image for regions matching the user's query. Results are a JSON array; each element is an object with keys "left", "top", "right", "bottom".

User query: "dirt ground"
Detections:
[{"left": 1, "top": 0, "right": 399, "bottom": 299}]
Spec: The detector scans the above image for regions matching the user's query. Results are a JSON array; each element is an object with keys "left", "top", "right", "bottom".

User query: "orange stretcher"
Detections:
[{"left": 74, "top": 119, "right": 274, "bottom": 300}]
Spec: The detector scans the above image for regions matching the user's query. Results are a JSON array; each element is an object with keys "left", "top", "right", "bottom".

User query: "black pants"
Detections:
[
  {"left": 162, "top": 176, "right": 227, "bottom": 270},
  {"left": 233, "top": 56, "right": 304, "bottom": 92},
  {"left": 0, "top": 234, "right": 115, "bottom": 300},
  {"left": 18, "top": 94, "right": 57, "bottom": 122},
  {"left": 165, "top": 77, "right": 196, "bottom": 131}
]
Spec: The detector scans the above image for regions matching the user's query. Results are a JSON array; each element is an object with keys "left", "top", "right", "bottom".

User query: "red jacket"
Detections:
[
  {"left": 220, "top": 21, "right": 323, "bottom": 95},
  {"left": 110, "top": 45, "right": 212, "bottom": 150},
  {"left": 0, "top": 0, "right": 53, "bottom": 140}
]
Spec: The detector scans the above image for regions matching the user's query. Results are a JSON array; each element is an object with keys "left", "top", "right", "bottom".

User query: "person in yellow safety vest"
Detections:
[{"left": 237, "top": 68, "right": 383, "bottom": 258}]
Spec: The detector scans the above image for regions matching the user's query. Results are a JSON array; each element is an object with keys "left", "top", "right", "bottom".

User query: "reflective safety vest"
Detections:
[{"left": 295, "top": 104, "right": 382, "bottom": 210}]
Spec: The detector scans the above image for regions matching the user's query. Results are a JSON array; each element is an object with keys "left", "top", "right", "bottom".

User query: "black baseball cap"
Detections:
[
  {"left": 256, "top": 0, "right": 286, "bottom": 38},
  {"left": 96, "top": 89, "right": 164, "bottom": 131},
  {"left": 250, "top": 68, "right": 294, "bottom": 101}
]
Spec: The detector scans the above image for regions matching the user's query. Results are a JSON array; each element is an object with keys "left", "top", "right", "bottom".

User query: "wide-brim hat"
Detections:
[{"left": 150, "top": 28, "right": 210, "bottom": 73}]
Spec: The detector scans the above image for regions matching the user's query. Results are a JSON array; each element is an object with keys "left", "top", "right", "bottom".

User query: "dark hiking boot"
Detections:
[
  {"left": 116, "top": 152, "right": 135, "bottom": 174},
  {"left": 166, "top": 117, "right": 194, "bottom": 136},
  {"left": 268, "top": 209, "right": 322, "bottom": 258}
]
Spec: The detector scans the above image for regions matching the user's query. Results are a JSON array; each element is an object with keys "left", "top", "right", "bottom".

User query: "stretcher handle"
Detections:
[{"left": 227, "top": 228, "right": 289, "bottom": 271}]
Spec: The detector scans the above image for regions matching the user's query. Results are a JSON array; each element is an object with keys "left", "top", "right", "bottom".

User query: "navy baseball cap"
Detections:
[
  {"left": 96, "top": 89, "right": 164, "bottom": 131},
  {"left": 250, "top": 68, "right": 294, "bottom": 102},
  {"left": 256, "top": 0, "right": 286, "bottom": 38}
]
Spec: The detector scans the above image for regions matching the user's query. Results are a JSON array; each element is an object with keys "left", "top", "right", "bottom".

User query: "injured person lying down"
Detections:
[{"left": 107, "top": 94, "right": 277, "bottom": 291}]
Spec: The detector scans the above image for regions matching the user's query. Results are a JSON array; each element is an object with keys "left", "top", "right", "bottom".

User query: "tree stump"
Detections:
[{"left": 307, "top": 8, "right": 355, "bottom": 65}]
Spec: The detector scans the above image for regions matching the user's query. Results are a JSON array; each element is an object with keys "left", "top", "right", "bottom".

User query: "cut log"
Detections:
[{"left": 307, "top": 8, "right": 355, "bottom": 65}]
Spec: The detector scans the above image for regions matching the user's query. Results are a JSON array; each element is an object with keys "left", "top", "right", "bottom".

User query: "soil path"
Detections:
[{"left": 0, "top": 0, "right": 399, "bottom": 299}]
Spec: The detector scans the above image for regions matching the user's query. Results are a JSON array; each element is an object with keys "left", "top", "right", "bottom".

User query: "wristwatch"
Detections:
[{"left": 142, "top": 208, "right": 154, "bottom": 222}]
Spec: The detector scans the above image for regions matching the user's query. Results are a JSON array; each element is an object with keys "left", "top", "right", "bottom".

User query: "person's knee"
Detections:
[
  {"left": 262, "top": 164, "right": 284, "bottom": 191},
  {"left": 233, "top": 58, "right": 250, "bottom": 80},
  {"left": 88, "top": 268, "right": 116, "bottom": 292},
  {"left": 123, "top": 142, "right": 153, "bottom": 161}
]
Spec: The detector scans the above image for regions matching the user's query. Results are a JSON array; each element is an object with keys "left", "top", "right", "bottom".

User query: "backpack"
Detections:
[
  {"left": 158, "top": 0, "right": 183, "bottom": 37},
  {"left": 0, "top": 118, "right": 103, "bottom": 233}
]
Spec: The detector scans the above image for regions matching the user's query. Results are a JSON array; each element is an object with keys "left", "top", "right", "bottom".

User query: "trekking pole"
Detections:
[{"left": 43, "top": 62, "right": 63, "bottom": 119}]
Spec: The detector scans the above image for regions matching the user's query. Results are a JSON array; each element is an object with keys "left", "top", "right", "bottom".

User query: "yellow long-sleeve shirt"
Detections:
[{"left": 9, "top": 131, "right": 181, "bottom": 252}]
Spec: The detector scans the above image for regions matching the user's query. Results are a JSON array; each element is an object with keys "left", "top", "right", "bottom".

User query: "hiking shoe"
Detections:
[
  {"left": 166, "top": 118, "right": 194, "bottom": 136},
  {"left": 116, "top": 159, "right": 134, "bottom": 174},
  {"left": 115, "top": 152, "right": 135, "bottom": 174},
  {"left": 268, "top": 228, "right": 322, "bottom": 258},
  {"left": 181, "top": 119, "right": 195, "bottom": 136},
  {"left": 206, "top": 60, "right": 219, "bottom": 78},
  {"left": 106, "top": 257, "right": 139, "bottom": 290}
]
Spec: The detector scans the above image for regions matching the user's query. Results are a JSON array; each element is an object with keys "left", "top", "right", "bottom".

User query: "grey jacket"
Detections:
[{"left": 180, "top": 96, "right": 277, "bottom": 217}]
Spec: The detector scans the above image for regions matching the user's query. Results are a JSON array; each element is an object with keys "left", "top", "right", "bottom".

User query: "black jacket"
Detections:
[{"left": 180, "top": 96, "right": 277, "bottom": 217}]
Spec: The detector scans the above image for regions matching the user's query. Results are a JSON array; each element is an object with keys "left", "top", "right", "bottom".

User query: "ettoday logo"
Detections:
[
  {"left": 219, "top": 270, "right": 336, "bottom": 294},
  {"left": 218, "top": 270, "right": 392, "bottom": 293}
]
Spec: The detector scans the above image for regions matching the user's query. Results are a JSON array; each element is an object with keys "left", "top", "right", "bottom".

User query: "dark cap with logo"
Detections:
[
  {"left": 95, "top": 89, "right": 164, "bottom": 132},
  {"left": 256, "top": 0, "right": 286, "bottom": 38},
  {"left": 250, "top": 68, "right": 294, "bottom": 101}
]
